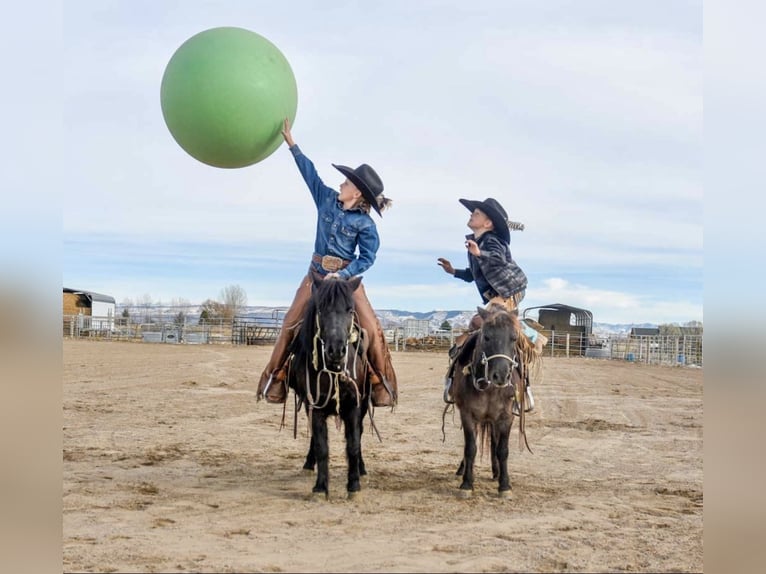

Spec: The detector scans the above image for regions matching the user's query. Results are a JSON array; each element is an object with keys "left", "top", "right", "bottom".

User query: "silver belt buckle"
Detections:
[{"left": 321, "top": 255, "right": 343, "bottom": 272}]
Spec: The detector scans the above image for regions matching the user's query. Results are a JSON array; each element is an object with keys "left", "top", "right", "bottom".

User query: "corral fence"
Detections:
[
  {"left": 63, "top": 314, "right": 702, "bottom": 367},
  {"left": 63, "top": 314, "right": 232, "bottom": 345},
  {"left": 231, "top": 313, "right": 283, "bottom": 345},
  {"left": 389, "top": 319, "right": 456, "bottom": 351},
  {"left": 546, "top": 331, "right": 703, "bottom": 367}
]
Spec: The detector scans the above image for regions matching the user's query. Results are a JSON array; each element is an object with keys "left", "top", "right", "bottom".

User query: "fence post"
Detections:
[
  {"left": 565, "top": 333, "right": 570, "bottom": 357},
  {"left": 550, "top": 330, "right": 555, "bottom": 357}
]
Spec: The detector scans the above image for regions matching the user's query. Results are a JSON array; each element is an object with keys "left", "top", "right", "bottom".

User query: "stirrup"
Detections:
[
  {"left": 526, "top": 386, "right": 535, "bottom": 412},
  {"left": 512, "top": 387, "right": 535, "bottom": 415}
]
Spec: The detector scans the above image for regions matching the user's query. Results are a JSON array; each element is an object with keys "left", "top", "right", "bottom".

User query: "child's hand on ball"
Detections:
[{"left": 281, "top": 118, "right": 295, "bottom": 147}]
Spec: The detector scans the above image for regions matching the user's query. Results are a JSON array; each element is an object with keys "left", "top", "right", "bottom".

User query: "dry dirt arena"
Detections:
[{"left": 63, "top": 339, "right": 703, "bottom": 573}]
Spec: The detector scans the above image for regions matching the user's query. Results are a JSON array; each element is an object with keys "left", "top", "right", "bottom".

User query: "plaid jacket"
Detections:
[{"left": 453, "top": 231, "right": 528, "bottom": 303}]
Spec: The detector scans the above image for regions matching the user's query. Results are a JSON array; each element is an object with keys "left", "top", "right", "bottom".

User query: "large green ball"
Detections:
[{"left": 161, "top": 27, "right": 297, "bottom": 168}]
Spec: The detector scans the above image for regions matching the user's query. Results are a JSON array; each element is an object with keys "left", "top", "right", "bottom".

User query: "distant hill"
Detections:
[
  {"left": 117, "top": 303, "right": 656, "bottom": 335},
  {"left": 377, "top": 310, "right": 656, "bottom": 335}
]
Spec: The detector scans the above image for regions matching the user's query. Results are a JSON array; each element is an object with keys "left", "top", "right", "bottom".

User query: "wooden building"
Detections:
[{"left": 63, "top": 287, "right": 116, "bottom": 330}]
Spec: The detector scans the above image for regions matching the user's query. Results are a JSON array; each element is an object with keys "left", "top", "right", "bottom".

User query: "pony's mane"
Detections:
[
  {"left": 292, "top": 279, "right": 355, "bottom": 365},
  {"left": 484, "top": 303, "right": 522, "bottom": 332},
  {"left": 457, "top": 304, "right": 521, "bottom": 366},
  {"left": 314, "top": 279, "right": 354, "bottom": 312},
  {"left": 485, "top": 304, "right": 543, "bottom": 382}
]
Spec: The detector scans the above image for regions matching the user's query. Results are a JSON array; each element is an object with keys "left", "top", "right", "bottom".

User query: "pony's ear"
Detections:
[
  {"left": 348, "top": 276, "right": 362, "bottom": 291},
  {"left": 477, "top": 306, "right": 489, "bottom": 320}
]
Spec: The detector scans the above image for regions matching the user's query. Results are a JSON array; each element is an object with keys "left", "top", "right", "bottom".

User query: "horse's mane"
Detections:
[
  {"left": 292, "top": 279, "right": 355, "bottom": 366},
  {"left": 486, "top": 305, "right": 543, "bottom": 383},
  {"left": 456, "top": 304, "right": 522, "bottom": 366},
  {"left": 485, "top": 302, "right": 521, "bottom": 329}
]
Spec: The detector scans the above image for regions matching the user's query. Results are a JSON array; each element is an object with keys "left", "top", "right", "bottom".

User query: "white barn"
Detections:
[{"left": 62, "top": 288, "right": 116, "bottom": 331}]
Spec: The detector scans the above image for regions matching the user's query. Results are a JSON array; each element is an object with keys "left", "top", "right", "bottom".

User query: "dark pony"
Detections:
[
  {"left": 285, "top": 272, "right": 372, "bottom": 500},
  {"left": 448, "top": 303, "right": 532, "bottom": 498}
]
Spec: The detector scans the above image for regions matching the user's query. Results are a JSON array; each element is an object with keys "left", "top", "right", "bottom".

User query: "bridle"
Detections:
[
  {"left": 470, "top": 321, "right": 519, "bottom": 392},
  {"left": 304, "top": 309, "right": 363, "bottom": 413}
]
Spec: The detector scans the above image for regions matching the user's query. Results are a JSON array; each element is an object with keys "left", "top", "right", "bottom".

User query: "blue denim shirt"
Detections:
[{"left": 290, "top": 145, "right": 380, "bottom": 278}]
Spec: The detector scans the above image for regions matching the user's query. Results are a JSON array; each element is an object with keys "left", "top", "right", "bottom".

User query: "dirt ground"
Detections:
[{"left": 63, "top": 339, "right": 703, "bottom": 573}]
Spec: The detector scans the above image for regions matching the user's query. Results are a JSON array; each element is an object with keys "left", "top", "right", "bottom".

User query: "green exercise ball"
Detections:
[{"left": 161, "top": 27, "right": 297, "bottom": 168}]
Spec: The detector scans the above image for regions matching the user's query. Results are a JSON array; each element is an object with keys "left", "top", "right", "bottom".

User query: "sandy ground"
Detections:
[{"left": 63, "top": 339, "right": 703, "bottom": 573}]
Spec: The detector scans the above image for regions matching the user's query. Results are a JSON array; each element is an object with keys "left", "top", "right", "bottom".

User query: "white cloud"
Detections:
[
  {"left": 531, "top": 277, "right": 701, "bottom": 324},
  {"left": 60, "top": 1, "right": 703, "bottom": 326}
]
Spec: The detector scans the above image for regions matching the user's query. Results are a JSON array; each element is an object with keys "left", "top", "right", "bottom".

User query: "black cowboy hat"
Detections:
[
  {"left": 459, "top": 197, "right": 511, "bottom": 244},
  {"left": 333, "top": 163, "right": 385, "bottom": 216}
]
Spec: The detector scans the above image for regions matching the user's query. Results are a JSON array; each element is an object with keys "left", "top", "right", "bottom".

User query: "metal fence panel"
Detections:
[{"left": 62, "top": 315, "right": 703, "bottom": 367}]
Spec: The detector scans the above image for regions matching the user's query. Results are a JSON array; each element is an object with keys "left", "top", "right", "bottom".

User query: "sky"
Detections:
[{"left": 59, "top": 0, "right": 703, "bottom": 325}]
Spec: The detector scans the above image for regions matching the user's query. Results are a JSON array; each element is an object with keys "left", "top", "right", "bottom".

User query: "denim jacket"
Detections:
[
  {"left": 290, "top": 145, "right": 380, "bottom": 278},
  {"left": 454, "top": 231, "right": 528, "bottom": 303}
]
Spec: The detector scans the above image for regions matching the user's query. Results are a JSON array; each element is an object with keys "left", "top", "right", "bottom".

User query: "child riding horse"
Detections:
[{"left": 257, "top": 118, "right": 397, "bottom": 408}]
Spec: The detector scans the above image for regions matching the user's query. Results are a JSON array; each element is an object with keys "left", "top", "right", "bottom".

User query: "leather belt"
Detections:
[
  {"left": 482, "top": 288, "right": 499, "bottom": 301},
  {"left": 312, "top": 253, "right": 351, "bottom": 272}
]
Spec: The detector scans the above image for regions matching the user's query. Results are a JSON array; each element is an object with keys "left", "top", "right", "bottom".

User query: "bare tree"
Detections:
[
  {"left": 659, "top": 323, "right": 682, "bottom": 336},
  {"left": 660, "top": 321, "right": 703, "bottom": 336},
  {"left": 199, "top": 298, "right": 225, "bottom": 323},
  {"left": 220, "top": 284, "right": 248, "bottom": 320},
  {"left": 119, "top": 297, "right": 134, "bottom": 324},
  {"left": 683, "top": 320, "right": 703, "bottom": 335},
  {"left": 170, "top": 297, "right": 191, "bottom": 325},
  {"left": 137, "top": 294, "right": 153, "bottom": 323}
]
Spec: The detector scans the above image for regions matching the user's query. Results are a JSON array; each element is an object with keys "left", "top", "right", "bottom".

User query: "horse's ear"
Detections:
[
  {"left": 477, "top": 306, "right": 489, "bottom": 320},
  {"left": 348, "top": 276, "right": 362, "bottom": 292}
]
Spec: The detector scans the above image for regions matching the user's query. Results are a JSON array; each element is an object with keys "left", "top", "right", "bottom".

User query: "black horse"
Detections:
[
  {"left": 286, "top": 272, "right": 371, "bottom": 500},
  {"left": 450, "top": 303, "right": 531, "bottom": 498}
]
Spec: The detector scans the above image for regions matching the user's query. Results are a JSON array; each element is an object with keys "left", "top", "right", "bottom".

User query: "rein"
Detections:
[
  {"left": 304, "top": 310, "right": 363, "bottom": 414},
  {"left": 292, "top": 302, "right": 382, "bottom": 443},
  {"left": 466, "top": 337, "right": 533, "bottom": 454},
  {"left": 465, "top": 312, "right": 532, "bottom": 453}
]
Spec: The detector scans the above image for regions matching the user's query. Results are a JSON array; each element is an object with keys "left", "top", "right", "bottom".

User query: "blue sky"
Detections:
[{"left": 60, "top": 0, "right": 702, "bottom": 324}]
